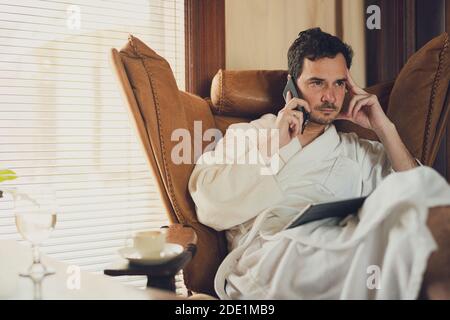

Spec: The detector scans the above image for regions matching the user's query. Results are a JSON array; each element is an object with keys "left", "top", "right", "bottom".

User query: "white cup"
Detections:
[{"left": 133, "top": 230, "right": 166, "bottom": 259}]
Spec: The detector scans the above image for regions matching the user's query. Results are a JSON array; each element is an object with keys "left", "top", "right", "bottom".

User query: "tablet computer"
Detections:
[{"left": 284, "top": 196, "right": 368, "bottom": 229}]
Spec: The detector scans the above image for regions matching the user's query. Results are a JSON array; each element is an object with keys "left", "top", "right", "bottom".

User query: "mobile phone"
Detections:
[{"left": 282, "top": 76, "right": 310, "bottom": 134}]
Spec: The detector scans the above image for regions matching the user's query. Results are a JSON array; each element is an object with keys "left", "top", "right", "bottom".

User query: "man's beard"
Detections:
[{"left": 309, "top": 102, "right": 340, "bottom": 125}]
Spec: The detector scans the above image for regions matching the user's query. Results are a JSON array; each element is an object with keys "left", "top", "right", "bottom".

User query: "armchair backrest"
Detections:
[{"left": 110, "top": 37, "right": 227, "bottom": 296}]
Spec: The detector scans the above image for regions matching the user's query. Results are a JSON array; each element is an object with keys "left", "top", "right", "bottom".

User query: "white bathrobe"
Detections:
[{"left": 188, "top": 113, "right": 450, "bottom": 299}]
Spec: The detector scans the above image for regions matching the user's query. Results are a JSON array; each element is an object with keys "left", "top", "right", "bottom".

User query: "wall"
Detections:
[{"left": 225, "top": 0, "right": 367, "bottom": 86}]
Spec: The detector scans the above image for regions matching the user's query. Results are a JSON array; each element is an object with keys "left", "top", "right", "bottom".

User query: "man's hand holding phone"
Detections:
[{"left": 276, "top": 90, "right": 312, "bottom": 149}]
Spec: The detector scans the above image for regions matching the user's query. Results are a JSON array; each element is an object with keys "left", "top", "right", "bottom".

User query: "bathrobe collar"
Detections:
[{"left": 296, "top": 124, "right": 341, "bottom": 164}]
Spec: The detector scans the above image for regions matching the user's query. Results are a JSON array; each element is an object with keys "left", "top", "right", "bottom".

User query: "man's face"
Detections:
[{"left": 296, "top": 53, "right": 347, "bottom": 125}]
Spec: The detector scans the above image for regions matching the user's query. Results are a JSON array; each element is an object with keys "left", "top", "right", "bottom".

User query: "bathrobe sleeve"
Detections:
[
  {"left": 188, "top": 114, "right": 302, "bottom": 231},
  {"left": 346, "top": 131, "right": 424, "bottom": 195}
]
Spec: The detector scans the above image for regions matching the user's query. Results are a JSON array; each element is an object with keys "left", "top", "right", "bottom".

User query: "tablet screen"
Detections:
[{"left": 286, "top": 196, "right": 367, "bottom": 229}]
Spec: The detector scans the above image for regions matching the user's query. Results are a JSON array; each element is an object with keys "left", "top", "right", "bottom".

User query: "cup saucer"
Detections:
[{"left": 118, "top": 243, "right": 183, "bottom": 266}]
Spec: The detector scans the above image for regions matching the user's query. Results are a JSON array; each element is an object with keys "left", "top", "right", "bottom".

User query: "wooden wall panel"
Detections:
[
  {"left": 365, "top": 0, "right": 449, "bottom": 180},
  {"left": 365, "top": 0, "right": 416, "bottom": 86},
  {"left": 185, "top": 0, "right": 225, "bottom": 97}
]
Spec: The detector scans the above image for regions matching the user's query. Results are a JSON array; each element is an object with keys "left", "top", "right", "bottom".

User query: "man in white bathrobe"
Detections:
[{"left": 188, "top": 28, "right": 450, "bottom": 299}]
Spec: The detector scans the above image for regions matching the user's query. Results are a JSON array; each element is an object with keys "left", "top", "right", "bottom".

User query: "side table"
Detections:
[{"left": 104, "top": 224, "right": 197, "bottom": 292}]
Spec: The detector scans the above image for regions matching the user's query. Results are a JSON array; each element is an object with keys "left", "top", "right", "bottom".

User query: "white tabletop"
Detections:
[{"left": 0, "top": 240, "right": 179, "bottom": 300}]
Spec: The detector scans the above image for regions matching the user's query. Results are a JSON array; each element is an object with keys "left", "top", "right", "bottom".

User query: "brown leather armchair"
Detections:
[{"left": 110, "top": 34, "right": 450, "bottom": 297}]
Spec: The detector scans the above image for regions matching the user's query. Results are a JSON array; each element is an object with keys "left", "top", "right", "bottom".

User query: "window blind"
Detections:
[{"left": 0, "top": 0, "right": 185, "bottom": 292}]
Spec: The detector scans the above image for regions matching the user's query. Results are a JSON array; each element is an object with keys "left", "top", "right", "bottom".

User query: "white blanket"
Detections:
[{"left": 220, "top": 166, "right": 450, "bottom": 299}]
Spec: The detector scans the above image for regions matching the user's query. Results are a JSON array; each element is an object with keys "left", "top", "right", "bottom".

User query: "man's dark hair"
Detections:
[{"left": 288, "top": 27, "right": 353, "bottom": 81}]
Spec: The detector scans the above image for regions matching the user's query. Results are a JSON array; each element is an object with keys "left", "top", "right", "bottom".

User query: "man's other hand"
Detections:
[{"left": 337, "top": 70, "right": 393, "bottom": 133}]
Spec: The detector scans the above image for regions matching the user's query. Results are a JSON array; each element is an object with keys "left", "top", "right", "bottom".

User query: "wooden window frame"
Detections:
[{"left": 185, "top": 0, "right": 225, "bottom": 98}]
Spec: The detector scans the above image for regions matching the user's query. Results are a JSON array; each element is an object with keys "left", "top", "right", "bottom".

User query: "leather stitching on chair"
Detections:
[
  {"left": 127, "top": 36, "right": 228, "bottom": 293},
  {"left": 217, "top": 70, "right": 234, "bottom": 116},
  {"left": 422, "top": 33, "right": 449, "bottom": 164},
  {"left": 128, "top": 35, "right": 185, "bottom": 225}
]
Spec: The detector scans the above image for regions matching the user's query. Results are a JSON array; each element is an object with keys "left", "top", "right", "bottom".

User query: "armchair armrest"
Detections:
[
  {"left": 422, "top": 205, "right": 450, "bottom": 299},
  {"left": 163, "top": 224, "right": 198, "bottom": 252}
]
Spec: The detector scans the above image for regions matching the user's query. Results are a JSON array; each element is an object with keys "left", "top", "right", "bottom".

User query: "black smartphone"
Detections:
[
  {"left": 282, "top": 76, "right": 310, "bottom": 133},
  {"left": 283, "top": 76, "right": 301, "bottom": 100}
]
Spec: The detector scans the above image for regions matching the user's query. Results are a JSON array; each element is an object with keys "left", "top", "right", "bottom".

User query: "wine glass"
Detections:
[{"left": 13, "top": 187, "right": 58, "bottom": 278}]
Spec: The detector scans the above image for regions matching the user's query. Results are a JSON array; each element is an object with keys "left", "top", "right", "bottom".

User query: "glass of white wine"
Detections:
[{"left": 14, "top": 187, "right": 58, "bottom": 277}]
